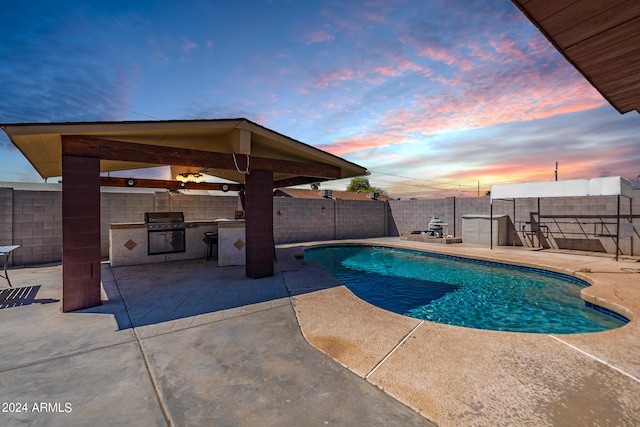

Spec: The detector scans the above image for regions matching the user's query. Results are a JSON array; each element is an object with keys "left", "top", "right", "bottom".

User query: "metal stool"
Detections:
[{"left": 203, "top": 232, "right": 218, "bottom": 261}]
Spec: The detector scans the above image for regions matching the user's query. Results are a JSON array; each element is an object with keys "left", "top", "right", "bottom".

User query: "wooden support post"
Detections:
[
  {"left": 61, "top": 155, "right": 102, "bottom": 312},
  {"left": 245, "top": 170, "right": 274, "bottom": 278}
]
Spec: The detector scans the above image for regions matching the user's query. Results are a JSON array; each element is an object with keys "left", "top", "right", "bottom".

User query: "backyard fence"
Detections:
[{"left": 0, "top": 183, "right": 638, "bottom": 266}]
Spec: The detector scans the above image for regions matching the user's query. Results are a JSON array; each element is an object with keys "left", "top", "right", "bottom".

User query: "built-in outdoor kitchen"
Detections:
[{"left": 109, "top": 211, "right": 246, "bottom": 267}]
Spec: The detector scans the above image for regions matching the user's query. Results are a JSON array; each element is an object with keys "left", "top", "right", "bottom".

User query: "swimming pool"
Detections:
[{"left": 302, "top": 245, "right": 628, "bottom": 334}]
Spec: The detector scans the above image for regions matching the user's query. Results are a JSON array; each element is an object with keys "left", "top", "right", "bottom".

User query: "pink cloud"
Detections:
[
  {"left": 305, "top": 30, "right": 335, "bottom": 44},
  {"left": 489, "top": 38, "right": 531, "bottom": 64},
  {"left": 318, "top": 132, "right": 406, "bottom": 157},
  {"left": 527, "top": 32, "right": 553, "bottom": 57},
  {"left": 430, "top": 142, "right": 636, "bottom": 190},
  {"left": 318, "top": 63, "right": 606, "bottom": 159},
  {"left": 373, "top": 65, "right": 401, "bottom": 77},
  {"left": 182, "top": 40, "right": 198, "bottom": 52},
  {"left": 398, "top": 59, "right": 423, "bottom": 73},
  {"left": 365, "top": 75, "right": 387, "bottom": 85},
  {"left": 320, "top": 100, "right": 337, "bottom": 109},
  {"left": 314, "top": 67, "right": 355, "bottom": 88},
  {"left": 417, "top": 45, "right": 456, "bottom": 65},
  {"left": 365, "top": 13, "right": 384, "bottom": 23},
  {"left": 360, "top": 59, "right": 425, "bottom": 86}
]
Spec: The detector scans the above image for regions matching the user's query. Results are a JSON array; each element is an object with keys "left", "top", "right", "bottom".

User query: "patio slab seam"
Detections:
[
  {"left": 0, "top": 339, "right": 139, "bottom": 375},
  {"left": 108, "top": 264, "right": 174, "bottom": 427},
  {"left": 365, "top": 320, "right": 425, "bottom": 380},
  {"left": 549, "top": 334, "right": 640, "bottom": 384},
  {"left": 134, "top": 300, "right": 293, "bottom": 341}
]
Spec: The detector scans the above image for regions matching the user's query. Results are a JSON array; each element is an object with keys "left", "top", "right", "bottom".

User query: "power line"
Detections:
[
  {"left": 365, "top": 170, "right": 478, "bottom": 194},
  {"left": 368, "top": 169, "right": 473, "bottom": 188},
  {"left": 0, "top": 72, "right": 163, "bottom": 122},
  {"left": 95, "top": 103, "right": 163, "bottom": 120}
]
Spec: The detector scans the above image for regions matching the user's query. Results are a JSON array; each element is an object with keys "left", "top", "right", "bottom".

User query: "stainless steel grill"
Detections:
[
  {"left": 145, "top": 212, "right": 185, "bottom": 229},
  {"left": 145, "top": 212, "right": 186, "bottom": 255}
]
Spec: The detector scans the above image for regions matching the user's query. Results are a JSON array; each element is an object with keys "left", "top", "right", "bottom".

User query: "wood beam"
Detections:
[
  {"left": 273, "top": 176, "right": 329, "bottom": 188},
  {"left": 100, "top": 177, "right": 243, "bottom": 192},
  {"left": 62, "top": 135, "right": 341, "bottom": 179}
]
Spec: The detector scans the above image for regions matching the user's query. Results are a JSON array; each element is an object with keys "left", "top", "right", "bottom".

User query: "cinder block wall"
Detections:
[
  {"left": 517, "top": 194, "right": 638, "bottom": 254},
  {"left": 388, "top": 192, "right": 639, "bottom": 254},
  {"left": 98, "top": 191, "right": 238, "bottom": 258},
  {"left": 152, "top": 191, "right": 238, "bottom": 222},
  {"left": 1, "top": 183, "right": 638, "bottom": 266},
  {"left": 273, "top": 198, "right": 336, "bottom": 243},
  {"left": 389, "top": 197, "right": 467, "bottom": 237},
  {"left": 99, "top": 191, "right": 238, "bottom": 258},
  {"left": 2, "top": 185, "right": 239, "bottom": 265},
  {"left": 0, "top": 188, "right": 13, "bottom": 248},
  {"left": 272, "top": 198, "right": 388, "bottom": 243},
  {"left": 11, "top": 189, "right": 62, "bottom": 265},
  {"left": 335, "top": 199, "right": 388, "bottom": 240},
  {"left": 99, "top": 191, "right": 155, "bottom": 258}
]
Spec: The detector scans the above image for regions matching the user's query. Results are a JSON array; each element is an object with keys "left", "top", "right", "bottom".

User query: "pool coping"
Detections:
[{"left": 279, "top": 238, "right": 640, "bottom": 426}]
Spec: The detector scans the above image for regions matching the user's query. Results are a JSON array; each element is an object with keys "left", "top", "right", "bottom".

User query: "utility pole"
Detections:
[{"left": 554, "top": 161, "right": 558, "bottom": 181}]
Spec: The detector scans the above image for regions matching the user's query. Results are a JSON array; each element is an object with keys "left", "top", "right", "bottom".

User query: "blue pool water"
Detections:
[{"left": 303, "top": 245, "right": 628, "bottom": 334}]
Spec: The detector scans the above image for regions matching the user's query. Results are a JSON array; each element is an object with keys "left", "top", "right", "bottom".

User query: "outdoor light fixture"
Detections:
[{"left": 176, "top": 172, "right": 205, "bottom": 183}]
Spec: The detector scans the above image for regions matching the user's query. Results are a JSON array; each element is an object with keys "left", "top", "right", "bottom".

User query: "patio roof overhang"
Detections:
[
  {"left": 1, "top": 118, "right": 368, "bottom": 188},
  {"left": 511, "top": 0, "right": 640, "bottom": 115}
]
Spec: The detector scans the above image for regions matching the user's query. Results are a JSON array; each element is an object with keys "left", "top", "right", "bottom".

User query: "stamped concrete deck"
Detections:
[{"left": 0, "top": 238, "right": 639, "bottom": 426}]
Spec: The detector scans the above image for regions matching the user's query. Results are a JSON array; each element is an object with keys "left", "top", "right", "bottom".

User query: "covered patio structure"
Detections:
[{"left": 1, "top": 118, "right": 367, "bottom": 312}]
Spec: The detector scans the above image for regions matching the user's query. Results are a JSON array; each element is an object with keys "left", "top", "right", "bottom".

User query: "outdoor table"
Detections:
[{"left": 0, "top": 245, "right": 19, "bottom": 287}]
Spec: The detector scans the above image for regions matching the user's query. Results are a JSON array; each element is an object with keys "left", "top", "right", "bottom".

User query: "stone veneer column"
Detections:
[
  {"left": 244, "top": 170, "right": 274, "bottom": 278},
  {"left": 61, "top": 155, "right": 102, "bottom": 312}
]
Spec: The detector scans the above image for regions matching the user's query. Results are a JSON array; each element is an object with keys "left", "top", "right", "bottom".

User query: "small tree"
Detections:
[{"left": 346, "top": 177, "right": 385, "bottom": 194}]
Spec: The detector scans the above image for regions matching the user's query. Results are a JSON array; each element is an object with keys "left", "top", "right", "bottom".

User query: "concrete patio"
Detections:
[
  {"left": 0, "top": 244, "right": 431, "bottom": 426},
  {"left": 1, "top": 238, "right": 639, "bottom": 426}
]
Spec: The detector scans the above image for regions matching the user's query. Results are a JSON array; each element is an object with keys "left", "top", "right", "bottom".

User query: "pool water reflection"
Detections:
[{"left": 303, "top": 245, "right": 627, "bottom": 334}]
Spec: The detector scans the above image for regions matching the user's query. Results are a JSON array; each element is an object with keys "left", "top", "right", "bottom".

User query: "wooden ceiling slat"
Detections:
[
  {"left": 565, "top": 19, "right": 640, "bottom": 63},
  {"left": 588, "top": 54, "right": 640, "bottom": 85},
  {"left": 610, "top": 89, "right": 640, "bottom": 111},
  {"left": 520, "top": 0, "right": 579, "bottom": 23},
  {"left": 595, "top": 74, "right": 640, "bottom": 96},
  {"left": 574, "top": 47, "right": 640, "bottom": 77},
  {"left": 552, "top": 0, "right": 640, "bottom": 48},
  {"left": 537, "top": 0, "right": 626, "bottom": 40},
  {"left": 512, "top": 0, "right": 640, "bottom": 114}
]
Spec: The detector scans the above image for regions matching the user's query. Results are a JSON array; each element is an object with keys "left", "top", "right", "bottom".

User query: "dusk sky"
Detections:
[{"left": 1, "top": 0, "right": 639, "bottom": 198}]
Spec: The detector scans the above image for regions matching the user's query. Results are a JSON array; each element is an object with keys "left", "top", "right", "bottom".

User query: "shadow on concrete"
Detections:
[
  {"left": 0, "top": 285, "right": 59, "bottom": 309},
  {"left": 80, "top": 259, "right": 300, "bottom": 330},
  {"left": 72, "top": 247, "right": 344, "bottom": 331}
]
